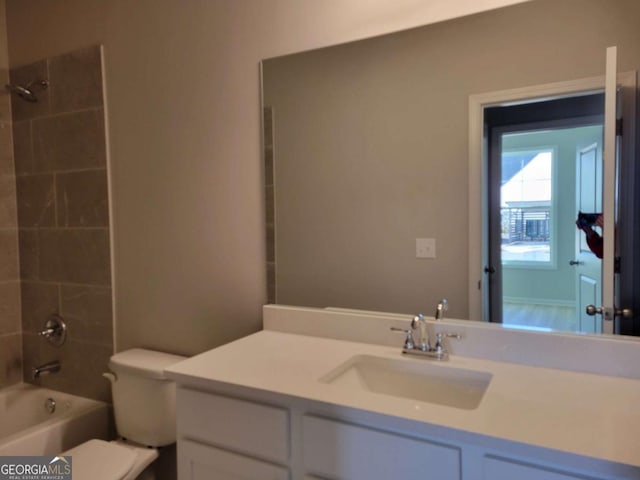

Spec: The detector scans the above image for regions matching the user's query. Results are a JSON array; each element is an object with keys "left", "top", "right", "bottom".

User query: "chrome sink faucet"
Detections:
[
  {"left": 391, "top": 322, "right": 461, "bottom": 360},
  {"left": 390, "top": 313, "right": 432, "bottom": 351},
  {"left": 413, "top": 313, "right": 430, "bottom": 351},
  {"left": 390, "top": 299, "right": 460, "bottom": 360}
]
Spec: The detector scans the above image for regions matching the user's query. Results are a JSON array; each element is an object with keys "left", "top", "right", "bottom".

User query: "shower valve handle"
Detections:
[{"left": 39, "top": 314, "right": 67, "bottom": 348}]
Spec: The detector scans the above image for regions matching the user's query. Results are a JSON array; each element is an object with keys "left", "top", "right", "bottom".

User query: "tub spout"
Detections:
[{"left": 32, "top": 360, "right": 61, "bottom": 379}]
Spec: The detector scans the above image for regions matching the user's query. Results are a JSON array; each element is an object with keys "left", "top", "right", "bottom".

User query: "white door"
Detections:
[
  {"left": 575, "top": 142, "right": 602, "bottom": 333},
  {"left": 582, "top": 45, "right": 638, "bottom": 334}
]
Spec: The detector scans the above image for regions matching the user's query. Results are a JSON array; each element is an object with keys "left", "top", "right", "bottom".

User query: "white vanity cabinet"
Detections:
[
  {"left": 175, "top": 385, "right": 634, "bottom": 480},
  {"left": 175, "top": 387, "right": 462, "bottom": 480}
]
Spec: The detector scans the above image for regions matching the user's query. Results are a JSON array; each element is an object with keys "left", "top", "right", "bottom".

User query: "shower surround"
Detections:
[{"left": 2, "top": 45, "right": 113, "bottom": 402}]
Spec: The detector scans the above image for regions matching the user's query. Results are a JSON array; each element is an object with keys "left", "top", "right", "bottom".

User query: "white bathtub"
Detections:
[{"left": 0, "top": 383, "right": 110, "bottom": 456}]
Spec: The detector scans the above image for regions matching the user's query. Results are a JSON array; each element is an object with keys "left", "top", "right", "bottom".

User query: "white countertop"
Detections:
[{"left": 166, "top": 330, "right": 640, "bottom": 468}]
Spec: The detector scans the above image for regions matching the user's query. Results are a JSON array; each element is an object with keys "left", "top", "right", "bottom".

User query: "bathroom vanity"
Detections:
[{"left": 165, "top": 306, "right": 640, "bottom": 480}]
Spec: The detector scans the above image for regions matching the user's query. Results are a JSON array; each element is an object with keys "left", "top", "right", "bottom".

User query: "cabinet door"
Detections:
[
  {"left": 178, "top": 439, "right": 289, "bottom": 480},
  {"left": 177, "top": 388, "right": 289, "bottom": 464},
  {"left": 485, "top": 456, "right": 610, "bottom": 480},
  {"left": 303, "top": 416, "right": 461, "bottom": 480}
]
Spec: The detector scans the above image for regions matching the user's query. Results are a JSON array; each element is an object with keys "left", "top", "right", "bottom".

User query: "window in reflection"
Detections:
[{"left": 501, "top": 148, "right": 553, "bottom": 265}]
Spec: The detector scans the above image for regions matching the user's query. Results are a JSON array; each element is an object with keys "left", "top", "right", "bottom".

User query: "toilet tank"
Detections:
[{"left": 108, "top": 348, "right": 186, "bottom": 447}]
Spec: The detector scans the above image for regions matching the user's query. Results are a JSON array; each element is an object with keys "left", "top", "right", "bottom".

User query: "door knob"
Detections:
[
  {"left": 569, "top": 260, "right": 584, "bottom": 266},
  {"left": 585, "top": 305, "right": 603, "bottom": 316},
  {"left": 616, "top": 308, "right": 633, "bottom": 318},
  {"left": 585, "top": 305, "right": 633, "bottom": 318}
]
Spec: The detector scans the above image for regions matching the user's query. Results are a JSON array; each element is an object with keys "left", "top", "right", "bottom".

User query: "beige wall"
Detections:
[{"left": 5, "top": 0, "right": 530, "bottom": 356}]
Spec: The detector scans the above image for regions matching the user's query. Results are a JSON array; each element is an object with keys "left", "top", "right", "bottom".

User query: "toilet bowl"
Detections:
[{"left": 61, "top": 349, "right": 186, "bottom": 480}]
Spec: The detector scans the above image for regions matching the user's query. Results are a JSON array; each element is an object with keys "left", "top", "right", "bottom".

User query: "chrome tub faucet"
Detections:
[{"left": 32, "top": 360, "right": 61, "bottom": 379}]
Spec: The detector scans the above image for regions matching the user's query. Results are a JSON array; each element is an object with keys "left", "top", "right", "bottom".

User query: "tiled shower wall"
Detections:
[
  {"left": 0, "top": 63, "right": 22, "bottom": 388},
  {"left": 10, "top": 46, "right": 113, "bottom": 401},
  {"left": 264, "top": 106, "right": 275, "bottom": 303}
]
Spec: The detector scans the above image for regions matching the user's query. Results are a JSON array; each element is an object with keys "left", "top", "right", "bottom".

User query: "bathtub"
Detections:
[{"left": 0, "top": 383, "right": 110, "bottom": 456}]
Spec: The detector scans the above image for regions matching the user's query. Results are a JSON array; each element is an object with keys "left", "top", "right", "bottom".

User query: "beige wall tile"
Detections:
[
  {"left": 56, "top": 168, "right": 109, "bottom": 227},
  {"left": 38, "top": 228, "right": 111, "bottom": 285},
  {"left": 11, "top": 120, "right": 33, "bottom": 174},
  {"left": 0, "top": 173, "right": 17, "bottom": 227},
  {"left": 0, "top": 332, "right": 22, "bottom": 387},
  {"left": 0, "top": 122, "right": 14, "bottom": 175},
  {"left": 266, "top": 223, "right": 274, "bottom": 262},
  {"left": 0, "top": 67, "right": 11, "bottom": 123},
  {"left": 20, "top": 281, "right": 58, "bottom": 333},
  {"left": 267, "top": 261, "right": 276, "bottom": 304},
  {"left": 60, "top": 284, "right": 112, "bottom": 346},
  {"left": 16, "top": 173, "right": 55, "bottom": 227},
  {"left": 264, "top": 145, "right": 273, "bottom": 186},
  {"left": 263, "top": 106, "right": 273, "bottom": 148},
  {"left": 18, "top": 228, "right": 39, "bottom": 279},
  {"left": 24, "top": 333, "right": 111, "bottom": 402},
  {"left": 0, "top": 100, "right": 9, "bottom": 125},
  {"left": 0, "top": 229, "right": 18, "bottom": 281},
  {"left": 265, "top": 184, "right": 274, "bottom": 223},
  {"left": 0, "top": 281, "right": 21, "bottom": 334},
  {"left": 32, "top": 109, "right": 106, "bottom": 171},
  {"left": 49, "top": 46, "right": 103, "bottom": 114},
  {"left": 0, "top": 97, "right": 10, "bottom": 123}
]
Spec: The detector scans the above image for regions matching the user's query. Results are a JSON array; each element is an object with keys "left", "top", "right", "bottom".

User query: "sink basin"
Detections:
[{"left": 320, "top": 355, "right": 492, "bottom": 410}]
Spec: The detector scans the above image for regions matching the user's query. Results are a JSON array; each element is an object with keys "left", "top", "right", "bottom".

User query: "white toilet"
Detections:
[{"left": 63, "top": 348, "right": 186, "bottom": 480}]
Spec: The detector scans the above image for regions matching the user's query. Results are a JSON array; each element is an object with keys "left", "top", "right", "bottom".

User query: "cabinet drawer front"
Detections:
[
  {"left": 177, "top": 388, "right": 289, "bottom": 463},
  {"left": 484, "top": 456, "right": 608, "bottom": 480},
  {"left": 302, "top": 415, "right": 461, "bottom": 480},
  {"left": 179, "top": 439, "right": 290, "bottom": 480}
]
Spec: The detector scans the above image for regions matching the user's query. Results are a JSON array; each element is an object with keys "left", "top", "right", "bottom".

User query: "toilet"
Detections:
[{"left": 63, "top": 348, "right": 186, "bottom": 480}]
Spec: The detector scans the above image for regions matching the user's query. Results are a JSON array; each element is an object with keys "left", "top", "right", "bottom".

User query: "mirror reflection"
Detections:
[{"left": 262, "top": 0, "right": 639, "bottom": 336}]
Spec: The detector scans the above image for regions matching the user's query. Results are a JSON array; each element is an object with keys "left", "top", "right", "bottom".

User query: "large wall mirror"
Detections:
[{"left": 261, "top": 0, "right": 640, "bottom": 336}]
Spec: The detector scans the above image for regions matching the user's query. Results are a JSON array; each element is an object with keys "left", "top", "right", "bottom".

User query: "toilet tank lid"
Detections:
[{"left": 109, "top": 348, "right": 187, "bottom": 379}]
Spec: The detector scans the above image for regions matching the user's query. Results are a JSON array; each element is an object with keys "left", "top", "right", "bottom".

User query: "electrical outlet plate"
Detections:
[{"left": 416, "top": 238, "right": 436, "bottom": 258}]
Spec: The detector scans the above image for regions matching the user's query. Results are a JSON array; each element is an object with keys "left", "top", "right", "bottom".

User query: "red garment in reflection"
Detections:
[{"left": 585, "top": 230, "right": 603, "bottom": 259}]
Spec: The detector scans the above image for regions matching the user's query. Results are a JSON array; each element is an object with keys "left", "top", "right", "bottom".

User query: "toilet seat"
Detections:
[{"left": 63, "top": 439, "right": 158, "bottom": 480}]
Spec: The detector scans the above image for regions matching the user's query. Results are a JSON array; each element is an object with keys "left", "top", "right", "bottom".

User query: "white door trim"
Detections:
[
  {"left": 468, "top": 71, "right": 635, "bottom": 322},
  {"left": 601, "top": 47, "right": 617, "bottom": 333}
]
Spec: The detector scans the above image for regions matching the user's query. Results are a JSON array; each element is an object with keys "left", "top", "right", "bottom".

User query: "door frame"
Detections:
[{"left": 468, "top": 71, "right": 636, "bottom": 322}]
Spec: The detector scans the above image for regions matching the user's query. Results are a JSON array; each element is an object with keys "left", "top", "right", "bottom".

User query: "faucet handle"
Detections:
[
  {"left": 434, "top": 332, "right": 461, "bottom": 353},
  {"left": 39, "top": 314, "right": 67, "bottom": 348},
  {"left": 390, "top": 327, "right": 415, "bottom": 350},
  {"left": 435, "top": 299, "right": 448, "bottom": 320}
]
